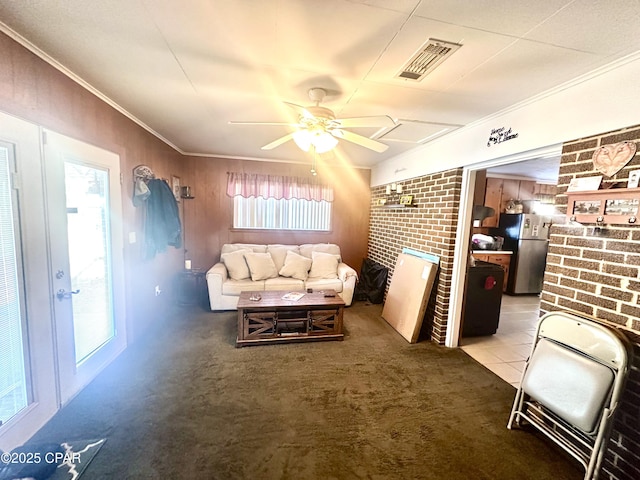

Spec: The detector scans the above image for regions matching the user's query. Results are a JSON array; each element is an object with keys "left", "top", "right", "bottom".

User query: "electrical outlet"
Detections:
[{"left": 155, "top": 285, "right": 161, "bottom": 296}]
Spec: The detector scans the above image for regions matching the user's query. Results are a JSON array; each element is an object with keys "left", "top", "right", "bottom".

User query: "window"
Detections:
[
  {"left": 233, "top": 196, "right": 331, "bottom": 231},
  {"left": 228, "top": 172, "right": 333, "bottom": 231}
]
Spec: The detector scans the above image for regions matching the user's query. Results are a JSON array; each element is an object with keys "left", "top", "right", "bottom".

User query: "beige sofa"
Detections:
[{"left": 206, "top": 243, "right": 358, "bottom": 311}]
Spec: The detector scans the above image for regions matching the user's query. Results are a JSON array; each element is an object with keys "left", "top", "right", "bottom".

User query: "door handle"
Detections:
[{"left": 56, "top": 288, "right": 80, "bottom": 300}]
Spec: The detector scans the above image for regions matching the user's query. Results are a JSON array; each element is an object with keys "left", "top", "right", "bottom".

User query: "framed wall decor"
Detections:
[
  {"left": 566, "top": 188, "right": 640, "bottom": 224},
  {"left": 399, "top": 194, "right": 413, "bottom": 205},
  {"left": 171, "top": 175, "right": 181, "bottom": 201},
  {"left": 628, "top": 169, "right": 640, "bottom": 188},
  {"left": 567, "top": 175, "right": 602, "bottom": 192}
]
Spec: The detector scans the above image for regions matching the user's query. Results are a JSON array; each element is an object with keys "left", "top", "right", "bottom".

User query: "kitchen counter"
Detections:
[{"left": 472, "top": 250, "right": 513, "bottom": 254}]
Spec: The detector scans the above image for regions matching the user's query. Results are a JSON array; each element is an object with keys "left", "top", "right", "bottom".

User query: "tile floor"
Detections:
[{"left": 460, "top": 294, "right": 541, "bottom": 388}]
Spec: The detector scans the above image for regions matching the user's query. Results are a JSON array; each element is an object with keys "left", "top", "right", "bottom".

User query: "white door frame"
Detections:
[
  {"left": 43, "top": 130, "right": 126, "bottom": 406},
  {"left": 445, "top": 144, "right": 563, "bottom": 348}
]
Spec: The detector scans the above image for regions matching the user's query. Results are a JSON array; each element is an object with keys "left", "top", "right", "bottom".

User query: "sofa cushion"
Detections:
[
  {"left": 222, "top": 279, "right": 265, "bottom": 296},
  {"left": 279, "top": 250, "right": 312, "bottom": 280},
  {"left": 221, "top": 243, "right": 267, "bottom": 255},
  {"left": 264, "top": 277, "right": 305, "bottom": 291},
  {"left": 221, "top": 249, "right": 252, "bottom": 280},
  {"left": 305, "top": 278, "right": 344, "bottom": 293},
  {"left": 267, "top": 245, "right": 300, "bottom": 272},
  {"left": 299, "top": 243, "right": 342, "bottom": 261},
  {"left": 244, "top": 252, "right": 279, "bottom": 281},
  {"left": 308, "top": 251, "right": 340, "bottom": 279}
]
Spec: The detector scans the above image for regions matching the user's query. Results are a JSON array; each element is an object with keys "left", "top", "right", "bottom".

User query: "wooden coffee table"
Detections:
[{"left": 236, "top": 290, "right": 345, "bottom": 347}]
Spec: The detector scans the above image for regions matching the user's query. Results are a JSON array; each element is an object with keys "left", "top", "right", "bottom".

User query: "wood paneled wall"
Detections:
[
  {"left": 180, "top": 156, "right": 371, "bottom": 273},
  {"left": 0, "top": 31, "right": 371, "bottom": 338},
  {"left": 0, "top": 32, "right": 188, "bottom": 340},
  {"left": 481, "top": 177, "right": 557, "bottom": 227}
]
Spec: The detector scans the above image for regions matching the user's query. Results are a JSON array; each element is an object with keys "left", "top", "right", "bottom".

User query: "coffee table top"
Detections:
[{"left": 237, "top": 289, "right": 345, "bottom": 309}]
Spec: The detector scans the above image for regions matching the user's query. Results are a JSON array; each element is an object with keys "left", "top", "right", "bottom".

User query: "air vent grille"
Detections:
[{"left": 397, "top": 39, "right": 462, "bottom": 81}]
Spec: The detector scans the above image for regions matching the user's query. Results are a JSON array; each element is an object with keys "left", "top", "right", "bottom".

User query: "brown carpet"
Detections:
[{"left": 29, "top": 302, "right": 583, "bottom": 479}]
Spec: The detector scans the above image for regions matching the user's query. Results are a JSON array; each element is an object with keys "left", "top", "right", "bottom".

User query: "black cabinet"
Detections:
[
  {"left": 462, "top": 261, "right": 504, "bottom": 337},
  {"left": 175, "top": 270, "right": 207, "bottom": 306}
]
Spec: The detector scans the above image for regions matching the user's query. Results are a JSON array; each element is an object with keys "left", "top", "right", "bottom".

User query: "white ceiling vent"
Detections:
[{"left": 397, "top": 38, "right": 462, "bottom": 81}]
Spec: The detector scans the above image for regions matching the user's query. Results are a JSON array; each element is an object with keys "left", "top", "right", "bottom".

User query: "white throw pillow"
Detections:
[
  {"left": 299, "top": 243, "right": 341, "bottom": 261},
  {"left": 244, "top": 252, "right": 279, "bottom": 281},
  {"left": 267, "top": 245, "right": 300, "bottom": 272},
  {"left": 221, "top": 249, "right": 252, "bottom": 280},
  {"left": 308, "top": 251, "right": 339, "bottom": 279},
  {"left": 279, "top": 250, "right": 312, "bottom": 281}
]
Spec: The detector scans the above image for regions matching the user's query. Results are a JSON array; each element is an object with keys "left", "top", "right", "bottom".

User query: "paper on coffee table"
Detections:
[{"left": 281, "top": 292, "right": 305, "bottom": 301}]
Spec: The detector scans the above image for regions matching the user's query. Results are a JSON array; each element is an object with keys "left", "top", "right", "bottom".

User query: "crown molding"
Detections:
[
  {"left": 463, "top": 49, "right": 640, "bottom": 130},
  {"left": 0, "top": 22, "right": 185, "bottom": 155}
]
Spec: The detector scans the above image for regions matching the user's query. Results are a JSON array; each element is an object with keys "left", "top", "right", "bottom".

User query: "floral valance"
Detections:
[{"left": 226, "top": 172, "right": 334, "bottom": 202}]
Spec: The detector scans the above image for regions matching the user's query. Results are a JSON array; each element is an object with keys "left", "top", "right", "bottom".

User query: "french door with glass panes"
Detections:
[
  {"left": 0, "top": 115, "right": 126, "bottom": 450},
  {"left": 43, "top": 130, "right": 125, "bottom": 406}
]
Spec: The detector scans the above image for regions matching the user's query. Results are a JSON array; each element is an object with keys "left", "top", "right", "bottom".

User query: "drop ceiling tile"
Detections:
[
  {"left": 341, "top": 82, "right": 498, "bottom": 126},
  {"left": 366, "top": 15, "right": 518, "bottom": 91},
  {"left": 523, "top": 0, "right": 640, "bottom": 55},
  {"left": 450, "top": 38, "right": 600, "bottom": 104},
  {"left": 413, "top": 0, "right": 571, "bottom": 37},
  {"left": 378, "top": 120, "right": 461, "bottom": 144}
]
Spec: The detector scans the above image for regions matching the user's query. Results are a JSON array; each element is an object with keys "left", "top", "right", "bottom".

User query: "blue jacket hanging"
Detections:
[{"left": 145, "top": 178, "right": 182, "bottom": 258}]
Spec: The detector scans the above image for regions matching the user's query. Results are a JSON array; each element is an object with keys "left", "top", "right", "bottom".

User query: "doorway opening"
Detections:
[{"left": 446, "top": 145, "right": 563, "bottom": 386}]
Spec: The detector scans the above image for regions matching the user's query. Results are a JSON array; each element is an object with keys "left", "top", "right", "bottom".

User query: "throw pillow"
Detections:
[
  {"left": 300, "top": 243, "right": 341, "bottom": 261},
  {"left": 244, "top": 252, "right": 279, "bottom": 281},
  {"left": 308, "top": 251, "right": 339, "bottom": 279},
  {"left": 279, "top": 250, "right": 312, "bottom": 281},
  {"left": 221, "top": 249, "right": 251, "bottom": 280},
  {"left": 267, "top": 245, "right": 300, "bottom": 272}
]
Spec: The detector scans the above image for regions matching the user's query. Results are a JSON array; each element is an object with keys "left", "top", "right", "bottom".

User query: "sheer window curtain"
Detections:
[{"left": 226, "top": 173, "right": 334, "bottom": 202}]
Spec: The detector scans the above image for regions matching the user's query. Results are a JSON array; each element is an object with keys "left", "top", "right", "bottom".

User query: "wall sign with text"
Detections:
[{"left": 487, "top": 127, "right": 519, "bottom": 147}]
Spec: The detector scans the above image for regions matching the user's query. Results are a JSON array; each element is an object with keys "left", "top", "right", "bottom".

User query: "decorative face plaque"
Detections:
[{"left": 592, "top": 141, "right": 637, "bottom": 177}]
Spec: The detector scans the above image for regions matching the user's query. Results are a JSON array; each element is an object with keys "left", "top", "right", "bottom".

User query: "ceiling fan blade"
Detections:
[
  {"left": 261, "top": 132, "right": 295, "bottom": 150},
  {"left": 337, "top": 115, "right": 396, "bottom": 129},
  {"left": 283, "top": 102, "right": 315, "bottom": 119},
  {"left": 229, "top": 121, "right": 299, "bottom": 126},
  {"left": 332, "top": 129, "right": 389, "bottom": 153}
]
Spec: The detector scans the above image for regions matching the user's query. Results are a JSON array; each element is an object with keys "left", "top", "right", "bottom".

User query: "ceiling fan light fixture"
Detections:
[
  {"left": 292, "top": 130, "right": 312, "bottom": 152},
  {"left": 313, "top": 131, "right": 338, "bottom": 153},
  {"left": 293, "top": 129, "right": 338, "bottom": 154}
]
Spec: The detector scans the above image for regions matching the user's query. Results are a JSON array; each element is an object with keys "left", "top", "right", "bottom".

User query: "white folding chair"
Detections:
[{"left": 507, "top": 311, "right": 633, "bottom": 480}]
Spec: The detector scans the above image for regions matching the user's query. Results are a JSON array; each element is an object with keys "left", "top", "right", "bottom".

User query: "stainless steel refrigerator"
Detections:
[{"left": 496, "top": 214, "right": 552, "bottom": 295}]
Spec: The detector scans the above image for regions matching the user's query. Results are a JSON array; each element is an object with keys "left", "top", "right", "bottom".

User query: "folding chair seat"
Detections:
[{"left": 507, "top": 311, "right": 633, "bottom": 480}]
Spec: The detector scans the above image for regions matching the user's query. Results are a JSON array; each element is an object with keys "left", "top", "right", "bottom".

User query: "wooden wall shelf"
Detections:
[
  {"left": 376, "top": 203, "right": 417, "bottom": 209},
  {"left": 567, "top": 188, "right": 640, "bottom": 224}
]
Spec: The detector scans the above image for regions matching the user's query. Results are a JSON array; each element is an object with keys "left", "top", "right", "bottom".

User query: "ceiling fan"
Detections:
[{"left": 230, "top": 88, "right": 396, "bottom": 154}]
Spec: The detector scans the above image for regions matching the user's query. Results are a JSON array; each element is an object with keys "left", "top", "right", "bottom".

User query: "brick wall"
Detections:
[
  {"left": 542, "top": 124, "right": 640, "bottom": 480},
  {"left": 368, "top": 168, "right": 463, "bottom": 344}
]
